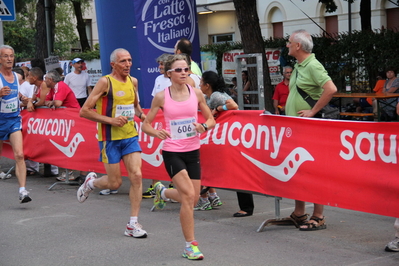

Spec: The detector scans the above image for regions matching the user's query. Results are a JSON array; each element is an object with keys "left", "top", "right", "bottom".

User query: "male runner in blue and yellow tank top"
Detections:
[{"left": 79, "top": 48, "right": 147, "bottom": 238}]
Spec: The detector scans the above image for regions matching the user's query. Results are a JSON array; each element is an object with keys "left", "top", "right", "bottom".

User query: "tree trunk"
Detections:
[
  {"left": 360, "top": 0, "right": 371, "bottom": 31},
  {"left": 72, "top": 0, "right": 91, "bottom": 51},
  {"left": 34, "top": 0, "right": 47, "bottom": 59},
  {"left": 50, "top": 0, "right": 56, "bottom": 51},
  {"left": 34, "top": 0, "right": 56, "bottom": 59},
  {"left": 233, "top": 0, "right": 273, "bottom": 111}
]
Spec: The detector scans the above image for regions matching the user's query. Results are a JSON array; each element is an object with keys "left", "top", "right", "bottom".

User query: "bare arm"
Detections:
[
  {"left": 298, "top": 80, "right": 337, "bottom": 117},
  {"left": 212, "top": 98, "right": 238, "bottom": 116},
  {"left": 243, "top": 80, "right": 251, "bottom": 92},
  {"left": 142, "top": 91, "right": 170, "bottom": 139},
  {"left": 273, "top": 99, "right": 280, "bottom": 114},
  {"left": 53, "top": 100, "right": 63, "bottom": 107},
  {"left": 229, "top": 86, "right": 237, "bottom": 96},
  {"left": 132, "top": 77, "right": 146, "bottom": 122},
  {"left": 19, "top": 93, "right": 29, "bottom": 108},
  {"left": 195, "top": 88, "right": 215, "bottom": 132},
  {"left": 215, "top": 99, "right": 238, "bottom": 111},
  {"left": 35, "top": 83, "right": 50, "bottom": 106}
]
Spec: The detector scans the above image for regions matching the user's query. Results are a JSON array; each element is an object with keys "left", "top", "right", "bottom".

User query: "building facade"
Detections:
[
  {"left": 196, "top": 0, "right": 399, "bottom": 45},
  {"left": 82, "top": 1, "right": 399, "bottom": 49}
]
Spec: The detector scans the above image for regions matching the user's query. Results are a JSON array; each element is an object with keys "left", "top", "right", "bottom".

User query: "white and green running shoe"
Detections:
[
  {"left": 194, "top": 199, "right": 212, "bottom": 211},
  {"left": 182, "top": 241, "right": 204, "bottom": 260},
  {"left": 209, "top": 196, "right": 223, "bottom": 207},
  {"left": 153, "top": 181, "right": 166, "bottom": 209}
]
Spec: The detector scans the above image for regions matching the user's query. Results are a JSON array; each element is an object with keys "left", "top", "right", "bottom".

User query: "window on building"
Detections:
[
  {"left": 325, "top": 15, "right": 338, "bottom": 36},
  {"left": 272, "top": 22, "right": 283, "bottom": 38},
  {"left": 270, "top": 7, "right": 284, "bottom": 38},
  {"left": 211, "top": 33, "right": 234, "bottom": 44},
  {"left": 85, "top": 19, "right": 93, "bottom": 48},
  {"left": 386, "top": 8, "right": 399, "bottom": 32}
]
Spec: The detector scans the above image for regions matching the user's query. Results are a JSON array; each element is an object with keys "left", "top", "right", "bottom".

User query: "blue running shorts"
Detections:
[
  {"left": 0, "top": 116, "right": 22, "bottom": 140},
  {"left": 98, "top": 136, "right": 142, "bottom": 164}
]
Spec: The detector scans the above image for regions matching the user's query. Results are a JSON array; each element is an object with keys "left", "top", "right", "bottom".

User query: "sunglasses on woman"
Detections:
[{"left": 168, "top": 67, "right": 189, "bottom": 73}]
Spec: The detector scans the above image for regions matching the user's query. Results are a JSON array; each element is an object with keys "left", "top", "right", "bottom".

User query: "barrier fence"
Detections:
[{"left": 3, "top": 108, "right": 399, "bottom": 217}]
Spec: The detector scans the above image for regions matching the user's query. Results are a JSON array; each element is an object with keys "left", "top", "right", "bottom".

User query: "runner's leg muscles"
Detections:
[
  {"left": 9, "top": 131, "right": 27, "bottom": 187},
  {"left": 171, "top": 170, "right": 198, "bottom": 242},
  {"left": 123, "top": 152, "right": 143, "bottom": 217},
  {"left": 94, "top": 162, "right": 122, "bottom": 190}
]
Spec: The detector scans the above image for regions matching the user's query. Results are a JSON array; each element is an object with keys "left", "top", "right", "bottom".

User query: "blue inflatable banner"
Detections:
[{"left": 95, "top": 0, "right": 200, "bottom": 108}]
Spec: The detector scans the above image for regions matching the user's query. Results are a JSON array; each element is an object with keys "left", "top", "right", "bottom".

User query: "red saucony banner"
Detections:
[{"left": 3, "top": 109, "right": 399, "bottom": 218}]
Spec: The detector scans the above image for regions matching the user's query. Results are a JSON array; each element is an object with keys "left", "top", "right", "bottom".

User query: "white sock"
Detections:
[
  {"left": 186, "top": 240, "right": 196, "bottom": 248},
  {"left": 209, "top": 192, "right": 217, "bottom": 199},
  {"left": 160, "top": 187, "right": 168, "bottom": 200},
  {"left": 19, "top": 187, "right": 26, "bottom": 193},
  {"left": 200, "top": 197, "right": 209, "bottom": 203},
  {"left": 129, "top": 216, "right": 138, "bottom": 225}
]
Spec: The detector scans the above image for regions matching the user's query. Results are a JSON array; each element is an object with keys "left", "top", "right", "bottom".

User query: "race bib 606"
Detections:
[{"left": 170, "top": 117, "right": 197, "bottom": 140}]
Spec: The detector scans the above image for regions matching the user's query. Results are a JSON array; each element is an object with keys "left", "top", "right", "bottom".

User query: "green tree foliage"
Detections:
[
  {"left": 4, "top": 0, "right": 89, "bottom": 60},
  {"left": 202, "top": 29, "right": 399, "bottom": 93},
  {"left": 313, "top": 30, "right": 399, "bottom": 92},
  {"left": 54, "top": 2, "right": 79, "bottom": 57},
  {"left": 3, "top": 16, "right": 35, "bottom": 60}
]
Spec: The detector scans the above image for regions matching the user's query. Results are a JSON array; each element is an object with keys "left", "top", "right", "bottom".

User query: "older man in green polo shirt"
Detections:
[{"left": 285, "top": 29, "right": 337, "bottom": 231}]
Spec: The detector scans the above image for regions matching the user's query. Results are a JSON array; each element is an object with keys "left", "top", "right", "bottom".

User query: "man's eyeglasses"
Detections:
[
  {"left": 168, "top": 67, "right": 189, "bottom": 73},
  {"left": 284, "top": 72, "right": 292, "bottom": 74},
  {"left": 2, "top": 55, "right": 14, "bottom": 59}
]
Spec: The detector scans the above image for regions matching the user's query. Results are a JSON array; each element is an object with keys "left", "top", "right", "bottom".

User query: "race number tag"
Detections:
[
  {"left": 115, "top": 104, "right": 134, "bottom": 121},
  {"left": 1, "top": 97, "right": 18, "bottom": 113},
  {"left": 170, "top": 117, "right": 197, "bottom": 140}
]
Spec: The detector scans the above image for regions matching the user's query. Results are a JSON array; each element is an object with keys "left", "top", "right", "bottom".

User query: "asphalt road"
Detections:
[{"left": 0, "top": 157, "right": 398, "bottom": 266}]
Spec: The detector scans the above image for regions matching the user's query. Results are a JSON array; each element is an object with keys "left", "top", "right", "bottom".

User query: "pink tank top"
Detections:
[{"left": 162, "top": 85, "right": 200, "bottom": 152}]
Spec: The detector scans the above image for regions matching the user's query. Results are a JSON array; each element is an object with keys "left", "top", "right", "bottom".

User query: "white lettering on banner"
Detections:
[
  {"left": 49, "top": 134, "right": 85, "bottom": 158},
  {"left": 136, "top": 121, "right": 163, "bottom": 167},
  {"left": 138, "top": 121, "right": 288, "bottom": 161},
  {"left": 241, "top": 148, "right": 314, "bottom": 182},
  {"left": 202, "top": 122, "right": 286, "bottom": 158},
  {"left": 145, "top": 16, "right": 186, "bottom": 35},
  {"left": 26, "top": 117, "right": 84, "bottom": 158},
  {"left": 27, "top": 118, "right": 74, "bottom": 142},
  {"left": 340, "top": 130, "right": 397, "bottom": 164},
  {"left": 148, "top": 67, "right": 160, "bottom": 73},
  {"left": 153, "top": 0, "right": 184, "bottom": 18},
  {"left": 158, "top": 27, "right": 189, "bottom": 43},
  {"left": 136, "top": 120, "right": 314, "bottom": 181},
  {"left": 141, "top": 0, "right": 195, "bottom": 52}
]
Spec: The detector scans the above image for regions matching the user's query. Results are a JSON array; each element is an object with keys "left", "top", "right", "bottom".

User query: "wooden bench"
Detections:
[{"left": 340, "top": 112, "right": 374, "bottom": 117}]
